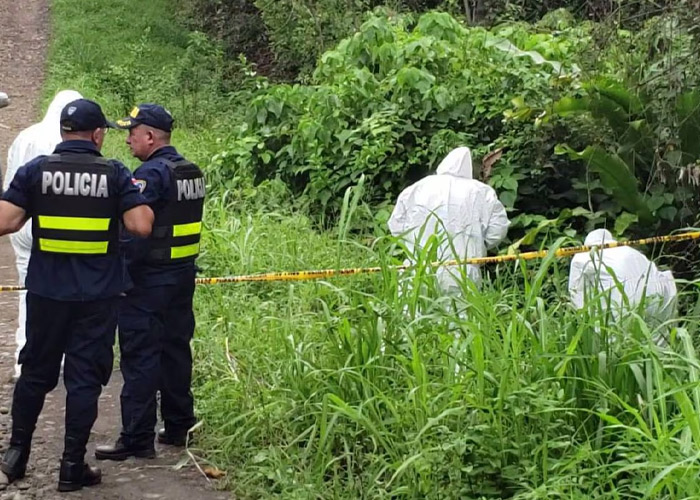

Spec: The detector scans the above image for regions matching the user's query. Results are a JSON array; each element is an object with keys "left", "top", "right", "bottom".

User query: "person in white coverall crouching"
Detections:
[
  {"left": 388, "top": 146, "right": 510, "bottom": 296},
  {"left": 568, "top": 229, "right": 677, "bottom": 346},
  {"left": 3, "top": 90, "right": 83, "bottom": 378}
]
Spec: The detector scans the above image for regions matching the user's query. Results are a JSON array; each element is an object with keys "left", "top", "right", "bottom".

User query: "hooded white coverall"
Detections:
[
  {"left": 568, "top": 229, "right": 677, "bottom": 344},
  {"left": 3, "top": 90, "right": 82, "bottom": 377},
  {"left": 388, "top": 147, "right": 510, "bottom": 294}
]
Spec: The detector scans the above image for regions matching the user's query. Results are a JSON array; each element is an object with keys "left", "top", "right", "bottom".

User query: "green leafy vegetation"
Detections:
[
  {"left": 43, "top": 0, "right": 700, "bottom": 497},
  {"left": 176, "top": 0, "right": 695, "bottom": 81},
  {"left": 209, "top": 7, "right": 700, "bottom": 246}
]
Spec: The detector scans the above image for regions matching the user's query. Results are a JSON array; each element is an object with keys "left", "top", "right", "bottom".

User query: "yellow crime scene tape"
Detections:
[{"left": 1, "top": 230, "right": 699, "bottom": 292}]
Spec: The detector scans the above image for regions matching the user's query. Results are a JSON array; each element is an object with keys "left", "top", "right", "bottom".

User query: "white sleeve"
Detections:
[
  {"left": 5, "top": 135, "right": 29, "bottom": 191},
  {"left": 483, "top": 188, "right": 509, "bottom": 249},
  {"left": 655, "top": 269, "right": 677, "bottom": 321},
  {"left": 568, "top": 256, "right": 587, "bottom": 309},
  {"left": 4, "top": 139, "right": 19, "bottom": 191},
  {"left": 388, "top": 190, "right": 410, "bottom": 237}
]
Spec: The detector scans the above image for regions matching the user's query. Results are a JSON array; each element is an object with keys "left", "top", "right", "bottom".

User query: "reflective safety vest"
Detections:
[
  {"left": 147, "top": 158, "right": 205, "bottom": 262},
  {"left": 32, "top": 154, "right": 119, "bottom": 255}
]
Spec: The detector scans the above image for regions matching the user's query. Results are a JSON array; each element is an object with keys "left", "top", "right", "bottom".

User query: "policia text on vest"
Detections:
[
  {"left": 34, "top": 155, "right": 119, "bottom": 255},
  {"left": 147, "top": 158, "right": 205, "bottom": 262},
  {"left": 176, "top": 176, "right": 205, "bottom": 201},
  {"left": 41, "top": 169, "right": 109, "bottom": 198}
]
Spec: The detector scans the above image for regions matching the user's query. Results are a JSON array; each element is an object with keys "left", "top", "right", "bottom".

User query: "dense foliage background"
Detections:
[{"left": 174, "top": 0, "right": 695, "bottom": 80}]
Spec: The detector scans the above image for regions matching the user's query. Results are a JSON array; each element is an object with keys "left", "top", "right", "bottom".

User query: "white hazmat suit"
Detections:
[
  {"left": 388, "top": 147, "right": 510, "bottom": 294},
  {"left": 3, "top": 90, "right": 83, "bottom": 378},
  {"left": 568, "top": 229, "right": 677, "bottom": 343}
]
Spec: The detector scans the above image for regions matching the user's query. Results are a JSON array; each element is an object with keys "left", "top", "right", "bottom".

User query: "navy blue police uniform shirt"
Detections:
[
  {"left": 1, "top": 140, "right": 146, "bottom": 301},
  {"left": 122, "top": 145, "right": 196, "bottom": 287}
]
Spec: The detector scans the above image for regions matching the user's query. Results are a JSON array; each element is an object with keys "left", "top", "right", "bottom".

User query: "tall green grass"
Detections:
[
  {"left": 44, "top": 0, "right": 700, "bottom": 498},
  {"left": 194, "top": 199, "right": 700, "bottom": 498}
]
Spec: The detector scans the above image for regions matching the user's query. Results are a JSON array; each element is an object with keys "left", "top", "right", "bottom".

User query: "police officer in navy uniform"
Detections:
[
  {"left": 95, "top": 104, "right": 205, "bottom": 461},
  {"left": 0, "top": 99, "right": 154, "bottom": 491}
]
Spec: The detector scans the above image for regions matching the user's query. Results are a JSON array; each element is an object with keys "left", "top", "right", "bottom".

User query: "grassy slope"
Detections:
[
  {"left": 45, "top": 1, "right": 700, "bottom": 498},
  {"left": 46, "top": 0, "right": 219, "bottom": 169}
]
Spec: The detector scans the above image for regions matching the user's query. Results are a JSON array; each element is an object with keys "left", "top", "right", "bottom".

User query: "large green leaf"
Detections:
[
  {"left": 554, "top": 94, "right": 639, "bottom": 140},
  {"left": 552, "top": 96, "right": 592, "bottom": 116},
  {"left": 677, "top": 90, "right": 700, "bottom": 161},
  {"left": 556, "top": 144, "right": 653, "bottom": 224},
  {"left": 554, "top": 81, "right": 655, "bottom": 171},
  {"left": 588, "top": 78, "right": 644, "bottom": 116},
  {"left": 485, "top": 37, "right": 565, "bottom": 74},
  {"left": 613, "top": 212, "right": 638, "bottom": 235}
]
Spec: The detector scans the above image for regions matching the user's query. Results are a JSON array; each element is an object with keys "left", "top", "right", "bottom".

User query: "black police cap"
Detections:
[
  {"left": 60, "top": 99, "right": 116, "bottom": 132},
  {"left": 115, "top": 104, "right": 174, "bottom": 132}
]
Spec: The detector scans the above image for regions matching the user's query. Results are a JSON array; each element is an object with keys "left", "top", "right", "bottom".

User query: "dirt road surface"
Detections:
[{"left": 0, "top": 1, "right": 230, "bottom": 498}]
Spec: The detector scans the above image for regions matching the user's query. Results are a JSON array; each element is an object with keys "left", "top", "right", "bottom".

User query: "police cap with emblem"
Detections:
[
  {"left": 116, "top": 104, "right": 174, "bottom": 132},
  {"left": 60, "top": 99, "right": 116, "bottom": 132}
]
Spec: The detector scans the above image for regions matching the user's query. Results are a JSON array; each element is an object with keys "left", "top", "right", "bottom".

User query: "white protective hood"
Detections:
[
  {"left": 568, "top": 229, "right": 677, "bottom": 332},
  {"left": 3, "top": 90, "right": 83, "bottom": 247},
  {"left": 388, "top": 147, "right": 510, "bottom": 292},
  {"left": 4, "top": 90, "right": 83, "bottom": 191}
]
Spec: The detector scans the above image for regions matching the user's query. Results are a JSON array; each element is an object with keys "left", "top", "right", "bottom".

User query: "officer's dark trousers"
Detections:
[
  {"left": 118, "top": 269, "right": 196, "bottom": 447},
  {"left": 11, "top": 293, "right": 116, "bottom": 462}
]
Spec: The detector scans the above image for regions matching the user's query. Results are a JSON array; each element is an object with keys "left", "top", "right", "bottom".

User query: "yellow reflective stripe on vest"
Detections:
[
  {"left": 170, "top": 243, "right": 200, "bottom": 259},
  {"left": 172, "top": 221, "right": 202, "bottom": 237},
  {"left": 38, "top": 239, "right": 109, "bottom": 254},
  {"left": 38, "top": 215, "right": 111, "bottom": 231}
]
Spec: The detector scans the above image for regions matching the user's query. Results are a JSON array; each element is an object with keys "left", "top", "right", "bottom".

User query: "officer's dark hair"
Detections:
[{"left": 61, "top": 129, "right": 101, "bottom": 142}]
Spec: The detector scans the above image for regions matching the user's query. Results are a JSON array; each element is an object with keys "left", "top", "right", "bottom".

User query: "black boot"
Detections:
[
  {"left": 57, "top": 460, "right": 101, "bottom": 492},
  {"left": 157, "top": 428, "right": 189, "bottom": 447},
  {"left": 1, "top": 426, "right": 33, "bottom": 483},
  {"left": 94, "top": 437, "right": 155, "bottom": 461},
  {"left": 0, "top": 446, "right": 29, "bottom": 483}
]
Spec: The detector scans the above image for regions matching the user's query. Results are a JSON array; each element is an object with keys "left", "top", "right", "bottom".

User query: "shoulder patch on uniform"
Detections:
[{"left": 132, "top": 178, "right": 147, "bottom": 193}]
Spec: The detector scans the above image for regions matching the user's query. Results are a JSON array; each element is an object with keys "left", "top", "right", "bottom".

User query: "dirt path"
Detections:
[{"left": 0, "top": 2, "right": 230, "bottom": 499}]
